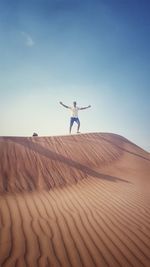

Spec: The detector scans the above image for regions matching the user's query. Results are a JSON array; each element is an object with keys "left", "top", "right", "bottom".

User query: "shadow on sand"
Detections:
[{"left": 6, "top": 137, "right": 131, "bottom": 184}]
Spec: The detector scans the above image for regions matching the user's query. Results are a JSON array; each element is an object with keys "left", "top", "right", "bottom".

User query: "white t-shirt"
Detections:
[{"left": 69, "top": 106, "right": 80, "bottom": 118}]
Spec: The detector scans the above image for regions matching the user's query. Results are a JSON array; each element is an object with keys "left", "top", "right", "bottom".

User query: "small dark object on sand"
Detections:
[{"left": 33, "top": 133, "right": 38, "bottom": 137}]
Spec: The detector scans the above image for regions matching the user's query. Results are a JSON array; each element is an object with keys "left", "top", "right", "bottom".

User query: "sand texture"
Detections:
[{"left": 0, "top": 133, "right": 150, "bottom": 267}]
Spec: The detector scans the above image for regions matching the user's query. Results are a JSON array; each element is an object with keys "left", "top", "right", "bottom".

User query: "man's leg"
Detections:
[
  {"left": 76, "top": 118, "right": 80, "bottom": 133},
  {"left": 69, "top": 118, "right": 74, "bottom": 134}
]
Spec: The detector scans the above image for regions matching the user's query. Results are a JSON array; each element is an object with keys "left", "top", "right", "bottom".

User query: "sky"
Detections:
[{"left": 0, "top": 0, "right": 150, "bottom": 151}]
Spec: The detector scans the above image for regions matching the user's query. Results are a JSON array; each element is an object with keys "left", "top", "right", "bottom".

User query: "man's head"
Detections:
[{"left": 73, "top": 101, "right": 77, "bottom": 107}]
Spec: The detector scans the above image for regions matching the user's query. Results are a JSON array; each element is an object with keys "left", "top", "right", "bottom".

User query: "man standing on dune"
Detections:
[{"left": 59, "top": 101, "right": 91, "bottom": 134}]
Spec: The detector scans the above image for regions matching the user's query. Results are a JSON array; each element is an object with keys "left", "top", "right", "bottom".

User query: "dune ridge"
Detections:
[
  {"left": 0, "top": 133, "right": 126, "bottom": 193},
  {"left": 0, "top": 133, "right": 150, "bottom": 267}
]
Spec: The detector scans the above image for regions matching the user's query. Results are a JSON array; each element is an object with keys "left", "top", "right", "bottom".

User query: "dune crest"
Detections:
[{"left": 0, "top": 133, "right": 126, "bottom": 193}]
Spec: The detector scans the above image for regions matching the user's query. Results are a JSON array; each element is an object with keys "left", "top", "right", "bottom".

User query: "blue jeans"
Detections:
[{"left": 70, "top": 117, "right": 80, "bottom": 127}]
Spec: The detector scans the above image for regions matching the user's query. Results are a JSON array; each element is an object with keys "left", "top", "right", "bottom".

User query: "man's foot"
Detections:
[{"left": 77, "top": 131, "right": 80, "bottom": 134}]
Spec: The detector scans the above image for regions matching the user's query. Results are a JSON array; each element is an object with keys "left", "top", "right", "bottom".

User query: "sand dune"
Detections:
[{"left": 0, "top": 133, "right": 150, "bottom": 267}]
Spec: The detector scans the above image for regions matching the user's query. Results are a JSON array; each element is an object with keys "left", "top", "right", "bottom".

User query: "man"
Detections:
[{"left": 59, "top": 101, "right": 91, "bottom": 134}]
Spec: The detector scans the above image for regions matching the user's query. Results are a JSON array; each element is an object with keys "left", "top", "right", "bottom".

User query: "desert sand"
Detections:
[{"left": 0, "top": 132, "right": 150, "bottom": 267}]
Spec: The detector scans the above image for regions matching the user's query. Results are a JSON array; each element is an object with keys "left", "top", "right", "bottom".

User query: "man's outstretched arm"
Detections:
[
  {"left": 59, "top": 101, "right": 70, "bottom": 108},
  {"left": 79, "top": 105, "right": 91, "bottom": 110}
]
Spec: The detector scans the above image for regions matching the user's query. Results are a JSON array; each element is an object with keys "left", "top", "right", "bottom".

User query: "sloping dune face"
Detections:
[
  {"left": 0, "top": 133, "right": 125, "bottom": 193},
  {"left": 0, "top": 133, "right": 150, "bottom": 267}
]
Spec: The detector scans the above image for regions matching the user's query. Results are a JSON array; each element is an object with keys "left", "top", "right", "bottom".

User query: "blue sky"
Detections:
[{"left": 0, "top": 0, "right": 150, "bottom": 151}]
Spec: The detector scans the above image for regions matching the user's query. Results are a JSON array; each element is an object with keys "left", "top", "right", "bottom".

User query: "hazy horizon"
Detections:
[{"left": 0, "top": 0, "right": 150, "bottom": 151}]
